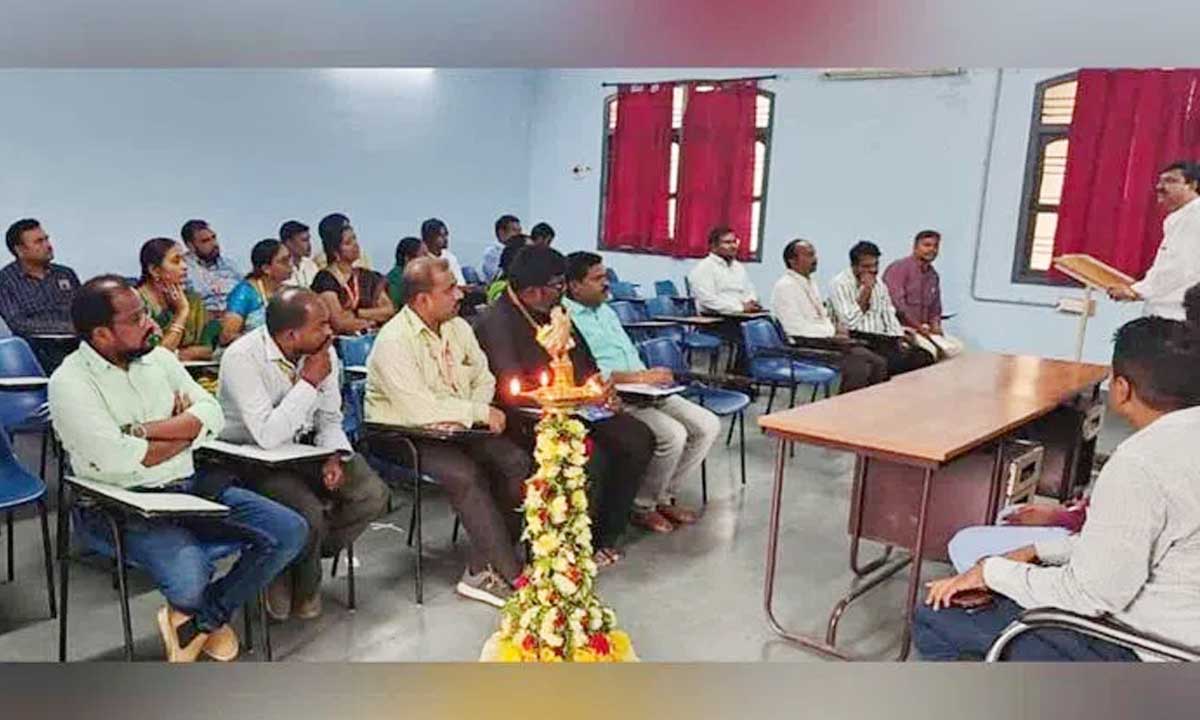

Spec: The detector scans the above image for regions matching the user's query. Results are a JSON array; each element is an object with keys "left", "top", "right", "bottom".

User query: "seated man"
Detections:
[
  {"left": 473, "top": 245, "right": 653, "bottom": 568},
  {"left": 0, "top": 218, "right": 81, "bottom": 372},
  {"left": 914, "top": 316, "right": 1200, "bottom": 661},
  {"left": 828, "top": 241, "right": 934, "bottom": 376},
  {"left": 49, "top": 275, "right": 306, "bottom": 662},
  {"left": 687, "top": 226, "right": 761, "bottom": 315},
  {"left": 771, "top": 238, "right": 888, "bottom": 392},
  {"left": 280, "top": 220, "right": 320, "bottom": 288},
  {"left": 218, "top": 288, "right": 389, "bottom": 620},
  {"left": 482, "top": 214, "right": 522, "bottom": 282},
  {"left": 181, "top": 219, "right": 242, "bottom": 318},
  {"left": 563, "top": 252, "right": 719, "bottom": 533},
  {"left": 363, "top": 257, "right": 531, "bottom": 607},
  {"left": 883, "top": 229, "right": 964, "bottom": 360}
]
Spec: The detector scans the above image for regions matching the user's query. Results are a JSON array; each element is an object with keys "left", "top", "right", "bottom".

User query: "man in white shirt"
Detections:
[
  {"left": 688, "top": 227, "right": 761, "bottom": 314},
  {"left": 482, "top": 214, "right": 522, "bottom": 282},
  {"left": 915, "top": 315, "right": 1200, "bottom": 661},
  {"left": 1109, "top": 161, "right": 1200, "bottom": 320},
  {"left": 218, "top": 288, "right": 388, "bottom": 621},
  {"left": 280, "top": 220, "right": 320, "bottom": 288},
  {"left": 828, "top": 240, "right": 934, "bottom": 376},
  {"left": 421, "top": 218, "right": 465, "bottom": 285},
  {"left": 771, "top": 239, "right": 887, "bottom": 392}
]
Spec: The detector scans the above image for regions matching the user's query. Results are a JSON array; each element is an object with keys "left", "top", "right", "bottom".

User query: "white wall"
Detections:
[
  {"left": 527, "top": 68, "right": 1141, "bottom": 363},
  {"left": 0, "top": 69, "right": 534, "bottom": 280}
]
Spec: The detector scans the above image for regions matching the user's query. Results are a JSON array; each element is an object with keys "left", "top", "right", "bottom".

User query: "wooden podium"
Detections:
[{"left": 1052, "top": 254, "right": 1136, "bottom": 361}]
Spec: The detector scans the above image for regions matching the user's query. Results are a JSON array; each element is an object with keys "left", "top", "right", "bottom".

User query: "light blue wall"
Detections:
[
  {"left": 0, "top": 69, "right": 534, "bottom": 281},
  {"left": 527, "top": 68, "right": 1141, "bottom": 364}
]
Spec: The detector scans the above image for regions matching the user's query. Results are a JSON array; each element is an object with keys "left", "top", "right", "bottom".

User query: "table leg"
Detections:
[
  {"left": 896, "top": 468, "right": 935, "bottom": 661},
  {"left": 762, "top": 437, "right": 849, "bottom": 660},
  {"left": 848, "top": 456, "right": 894, "bottom": 578}
]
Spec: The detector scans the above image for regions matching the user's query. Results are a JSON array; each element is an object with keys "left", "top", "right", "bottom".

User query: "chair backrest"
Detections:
[
  {"left": 605, "top": 267, "right": 619, "bottom": 284},
  {"left": 645, "top": 295, "right": 676, "bottom": 319},
  {"left": 610, "top": 281, "right": 641, "bottom": 301},
  {"left": 608, "top": 300, "right": 639, "bottom": 325},
  {"left": 654, "top": 280, "right": 679, "bottom": 298},
  {"left": 336, "top": 334, "right": 376, "bottom": 367},
  {"left": 462, "top": 265, "right": 483, "bottom": 285},
  {"left": 342, "top": 378, "right": 367, "bottom": 440},
  {"left": 0, "top": 337, "right": 46, "bottom": 378},
  {"left": 637, "top": 338, "right": 687, "bottom": 374},
  {"left": 740, "top": 318, "right": 785, "bottom": 359}
]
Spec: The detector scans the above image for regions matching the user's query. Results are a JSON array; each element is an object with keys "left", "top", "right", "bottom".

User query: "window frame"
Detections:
[
  {"left": 1011, "top": 71, "right": 1077, "bottom": 285},
  {"left": 597, "top": 86, "right": 775, "bottom": 262}
]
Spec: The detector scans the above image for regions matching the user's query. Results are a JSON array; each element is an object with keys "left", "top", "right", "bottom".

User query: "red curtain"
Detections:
[
  {"left": 600, "top": 83, "right": 674, "bottom": 253},
  {"left": 1052, "top": 68, "right": 1200, "bottom": 279},
  {"left": 674, "top": 81, "right": 758, "bottom": 260}
]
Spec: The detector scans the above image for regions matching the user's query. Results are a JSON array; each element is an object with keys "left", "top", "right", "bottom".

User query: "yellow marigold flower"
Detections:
[
  {"left": 610, "top": 630, "right": 633, "bottom": 659},
  {"left": 498, "top": 641, "right": 524, "bottom": 663},
  {"left": 532, "top": 532, "right": 560, "bottom": 557},
  {"left": 572, "top": 648, "right": 598, "bottom": 663},
  {"left": 539, "top": 647, "right": 563, "bottom": 662}
]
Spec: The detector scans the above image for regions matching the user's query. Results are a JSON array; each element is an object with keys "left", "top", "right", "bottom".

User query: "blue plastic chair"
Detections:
[
  {"left": 0, "top": 427, "right": 56, "bottom": 619},
  {"left": 344, "top": 381, "right": 460, "bottom": 605},
  {"left": 0, "top": 337, "right": 53, "bottom": 478},
  {"left": 462, "top": 265, "right": 483, "bottom": 286},
  {"left": 610, "top": 281, "right": 642, "bottom": 302},
  {"left": 335, "top": 334, "right": 376, "bottom": 367},
  {"left": 637, "top": 338, "right": 751, "bottom": 500},
  {"left": 644, "top": 296, "right": 722, "bottom": 369},
  {"left": 654, "top": 280, "right": 680, "bottom": 298},
  {"left": 740, "top": 319, "right": 839, "bottom": 413}
]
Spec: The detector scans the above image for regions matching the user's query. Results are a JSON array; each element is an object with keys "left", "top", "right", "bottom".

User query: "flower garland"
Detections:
[{"left": 488, "top": 409, "right": 636, "bottom": 662}]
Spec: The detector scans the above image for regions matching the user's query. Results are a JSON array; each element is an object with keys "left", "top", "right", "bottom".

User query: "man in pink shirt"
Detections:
[{"left": 883, "top": 229, "right": 963, "bottom": 360}]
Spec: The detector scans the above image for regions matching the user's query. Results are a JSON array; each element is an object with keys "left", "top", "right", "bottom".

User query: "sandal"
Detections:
[
  {"left": 592, "top": 547, "right": 623, "bottom": 568},
  {"left": 657, "top": 504, "right": 700, "bottom": 525},
  {"left": 631, "top": 509, "right": 675, "bottom": 534}
]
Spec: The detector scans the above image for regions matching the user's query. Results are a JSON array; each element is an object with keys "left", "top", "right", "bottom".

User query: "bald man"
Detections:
[
  {"left": 771, "top": 239, "right": 888, "bottom": 392},
  {"left": 218, "top": 288, "right": 388, "bottom": 621}
]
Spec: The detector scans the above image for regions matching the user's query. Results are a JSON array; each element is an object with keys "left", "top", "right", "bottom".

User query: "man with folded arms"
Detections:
[
  {"left": 49, "top": 275, "right": 306, "bottom": 662},
  {"left": 771, "top": 238, "right": 888, "bottom": 392},
  {"left": 218, "top": 288, "right": 388, "bottom": 621},
  {"left": 563, "top": 251, "right": 718, "bottom": 533},
  {"left": 363, "top": 257, "right": 530, "bottom": 607},
  {"left": 914, "top": 316, "right": 1200, "bottom": 661}
]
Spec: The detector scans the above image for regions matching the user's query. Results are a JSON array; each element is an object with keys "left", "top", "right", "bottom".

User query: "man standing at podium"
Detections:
[{"left": 1108, "top": 161, "right": 1200, "bottom": 320}]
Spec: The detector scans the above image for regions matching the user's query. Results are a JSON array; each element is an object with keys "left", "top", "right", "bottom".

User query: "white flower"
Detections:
[
  {"left": 527, "top": 514, "right": 545, "bottom": 535},
  {"left": 549, "top": 495, "right": 569, "bottom": 524},
  {"left": 520, "top": 607, "right": 538, "bottom": 629},
  {"left": 583, "top": 557, "right": 598, "bottom": 576},
  {"left": 525, "top": 491, "right": 545, "bottom": 510},
  {"left": 570, "top": 489, "right": 588, "bottom": 511},
  {"left": 588, "top": 607, "right": 603, "bottom": 630},
  {"left": 500, "top": 613, "right": 515, "bottom": 636},
  {"left": 537, "top": 588, "right": 552, "bottom": 604},
  {"left": 532, "top": 531, "right": 560, "bottom": 557},
  {"left": 552, "top": 572, "right": 578, "bottom": 597},
  {"left": 552, "top": 555, "right": 570, "bottom": 573}
]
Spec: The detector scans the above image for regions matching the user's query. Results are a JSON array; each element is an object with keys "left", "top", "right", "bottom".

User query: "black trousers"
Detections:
[
  {"left": 790, "top": 336, "right": 890, "bottom": 392},
  {"left": 850, "top": 331, "right": 935, "bottom": 376},
  {"left": 505, "top": 410, "right": 654, "bottom": 550}
]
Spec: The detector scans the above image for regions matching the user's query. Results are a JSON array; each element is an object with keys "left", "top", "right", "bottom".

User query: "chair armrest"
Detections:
[
  {"left": 754, "top": 346, "right": 842, "bottom": 364},
  {"left": 361, "top": 421, "right": 492, "bottom": 442},
  {"left": 680, "top": 370, "right": 755, "bottom": 391},
  {"left": 985, "top": 607, "right": 1200, "bottom": 662}
]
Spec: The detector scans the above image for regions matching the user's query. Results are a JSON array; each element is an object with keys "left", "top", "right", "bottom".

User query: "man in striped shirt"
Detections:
[{"left": 827, "top": 240, "right": 933, "bottom": 376}]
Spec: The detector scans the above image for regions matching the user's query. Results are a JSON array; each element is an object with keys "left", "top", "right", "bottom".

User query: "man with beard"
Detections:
[
  {"left": 181, "top": 218, "right": 242, "bottom": 317},
  {"left": 49, "top": 275, "right": 307, "bottom": 662},
  {"left": 218, "top": 288, "right": 388, "bottom": 621},
  {"left": 0, "top": 218, "right": 81, "bottom": 371}
]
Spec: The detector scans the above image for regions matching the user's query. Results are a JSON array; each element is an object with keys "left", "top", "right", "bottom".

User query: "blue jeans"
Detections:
[
  {"left": 79, "top": 474, "right": 308, "bottom": 631},
  {"left": 912, "top": 596, "right": 1139, "bottom": 661}
]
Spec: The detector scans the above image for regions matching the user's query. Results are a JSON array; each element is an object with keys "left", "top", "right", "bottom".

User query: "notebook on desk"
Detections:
[{"left": 67, "top": 476, "right": 230, "bottom": 518}]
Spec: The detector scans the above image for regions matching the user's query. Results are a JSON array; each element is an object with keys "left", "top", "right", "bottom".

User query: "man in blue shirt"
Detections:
[
  {"left": 481, "top": 214, "right": 522, "bottom": 282},
  {"left": 181, "top": 219, "right": 242, "bottom": 316},
  {"left": 563, "top": 252, "right": 720, "bottom": 533}
]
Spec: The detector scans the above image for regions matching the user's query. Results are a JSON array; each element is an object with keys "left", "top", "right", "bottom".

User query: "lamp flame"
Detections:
[
  {"left": 539, "top": 370, "right": 550, "bottom": 387},
  {"left": 509, "top": 377, "right": 521, "bottom": 397}
]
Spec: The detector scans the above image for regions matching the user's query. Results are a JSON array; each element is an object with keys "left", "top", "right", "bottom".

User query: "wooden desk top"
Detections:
[{"left": 758, "top": 353, "right": 1109, "bottom": 467}]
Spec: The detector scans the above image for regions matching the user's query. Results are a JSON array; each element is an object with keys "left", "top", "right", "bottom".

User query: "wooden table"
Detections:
[{"left": 757, "top": 352, "right": 1109, "bottom": 661}]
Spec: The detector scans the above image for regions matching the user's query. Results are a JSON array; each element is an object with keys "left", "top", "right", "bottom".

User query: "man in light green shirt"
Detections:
[
  {"left": 363, "top": 257, "right": 530, "bottom": 608},
  {"left": 49, "top": 275, "right": 306, "bottom": 663},
  {"left": 563, "top": 252, "right": 719, "bottom": 534}
]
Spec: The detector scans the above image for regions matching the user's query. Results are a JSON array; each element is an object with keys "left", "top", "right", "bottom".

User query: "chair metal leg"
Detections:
[
  {"left": 57, "top": 488, "right": 71, "bottom": 662},
  {"left": 738, "top": 411, "right": 747, "bottom": 486},
  {"left": 788, "top": 384, "right": 798, "bottom": 409},
  {"left": 406, "top": 501, "right": 417, "bottom": 548},
  {"left": 330, "top": 549, "right": 340, "bottom": 578},
  {"left": 39, "top": 430, "right": 49, "bottom": 481},
  {"left": 346, "top": 542, "right": 356, "bottom": 611},
  {"left": 6, "top": 510, "right": 12, "bottom": 582},
  {"left": 765, "top": 385, "right": 777, "bottom": 415},
  {"left": 414, "top": 458, "right": 424, "bottom": 605},
  {"left": 452, "top": 516, "right": 461, "bottom": 545},
  {"left": 809, "top": 385, "right": 819, "bottom": 403},
  {"left": 725, "top": 413, "right": 736, "bottom": 447},
  {"left": 38, "top": 500, "right": 56, "bottom": 618},
  {"left": 700, "top": 459, "right": 708, "bottom": 505},
  {"left": 243, "top": 602, "right": 254, "bottom": 653},
  {"left": 104, "top": 513, "right": 134, "bottom": 661},
  {"left": 258, "top": 589, "right": 273, "bottom": 661}
]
